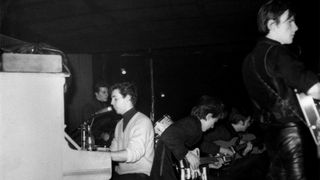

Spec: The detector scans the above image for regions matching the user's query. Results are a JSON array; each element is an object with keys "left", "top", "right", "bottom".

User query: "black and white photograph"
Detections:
[{"left": 0, "top": 0, "right": 319, "bottom": 179}]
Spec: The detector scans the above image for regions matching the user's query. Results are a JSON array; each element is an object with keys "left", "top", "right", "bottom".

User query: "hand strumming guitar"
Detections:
[{"left": 185, "top": 150, "right": 200, "bottom": 170}]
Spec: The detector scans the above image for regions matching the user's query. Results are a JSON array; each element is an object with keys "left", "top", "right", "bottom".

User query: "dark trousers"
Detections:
[
  {"left": 151, "top": 141, "right": 178, "bottom": 180},
  {"left": 265, "top": 122, "right": 320, "bottom": 180}
]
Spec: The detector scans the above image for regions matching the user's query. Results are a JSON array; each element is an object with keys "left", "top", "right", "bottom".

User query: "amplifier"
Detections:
[{"left": 2, "top": 53, "right": 62, "bottom": 73}]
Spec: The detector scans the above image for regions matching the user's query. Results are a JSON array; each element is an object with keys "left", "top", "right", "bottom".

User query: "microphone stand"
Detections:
[
  {"left": 80, "top": 115, "right": 96, "bottom": 151},
  {"left": 80, "top": 107, "right": 112, "bottom": 151}
]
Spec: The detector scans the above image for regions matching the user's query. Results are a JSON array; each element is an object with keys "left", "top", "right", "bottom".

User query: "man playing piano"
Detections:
[{"left": 109, "top": 82, "right": 154, "bottom": 180}]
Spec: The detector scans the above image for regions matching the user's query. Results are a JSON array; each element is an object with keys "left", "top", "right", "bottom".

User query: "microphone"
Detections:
[
  {"left": 87, "top": 106, "right": 113, "bottom": 125},
  {"left": 92, "top": 106, "right": 113, "bottom": 116}
]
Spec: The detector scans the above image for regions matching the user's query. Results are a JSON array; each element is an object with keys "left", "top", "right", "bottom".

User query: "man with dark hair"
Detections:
[
  {"left": 200, "top": 108, "right": 252, "bottom": 159},
  {"left": 81, "top": 81, "right": 119, "bottom": 147},
  {"left": 151, "top": 95, "right": 225, "bottom": 180},
  {"left": 242, "top": 0, "right": 320, "bottom": 179},
  {"left": 200, "top": 107, "right": 269, "bottom": 180},
  {"left": 109, "top": 82, "right": 154, "bottom": 180}
]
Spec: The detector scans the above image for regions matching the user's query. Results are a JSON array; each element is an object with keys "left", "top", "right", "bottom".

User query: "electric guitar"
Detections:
[
  {"left": 178, "top": 159, "right": 210, "bottom": 180},
  {"left": 214, "top": 133, "right": 265, "bottom": 162},
  {"left": 295, "top": 91, "right": 320, "bottom": 158},
  {"left": 177, "top": 148, "right": 226, "bottom": 180}
]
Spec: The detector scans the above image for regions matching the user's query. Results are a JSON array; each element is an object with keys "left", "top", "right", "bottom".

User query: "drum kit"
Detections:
[
  {"left": 153, "top": 115, "right": 173, "bottom": 146},
  {"left": 154, "top": 115, "right": 173, "bottom": 136}
]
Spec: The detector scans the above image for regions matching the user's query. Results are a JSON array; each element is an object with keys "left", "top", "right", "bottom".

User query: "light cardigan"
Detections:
[{"left": 110, "top": 112, "right": 154, "bottom": 175}]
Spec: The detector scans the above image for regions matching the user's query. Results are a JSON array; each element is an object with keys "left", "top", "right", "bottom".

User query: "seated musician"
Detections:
[
  {"left": 109, "top": 82, "right": 154, "bottom": 180},
  {"left": 200, "top": 107, "right": 269, "bottom": 180},
  {"left": 150, "top": 95, "right": 225, "bottom": 180}
]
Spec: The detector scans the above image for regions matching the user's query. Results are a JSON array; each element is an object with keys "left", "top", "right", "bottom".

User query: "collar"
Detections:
[
  {"left": 258, "top": 37, "right": 281, "bottom": 46},
  {"left": 122, "top": 108, "right": 137, "bottom": 131}
]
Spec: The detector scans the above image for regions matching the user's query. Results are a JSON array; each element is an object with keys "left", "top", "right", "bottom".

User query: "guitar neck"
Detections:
[{"left": 199, "top": 157, "right": 219, "bottom": 165}]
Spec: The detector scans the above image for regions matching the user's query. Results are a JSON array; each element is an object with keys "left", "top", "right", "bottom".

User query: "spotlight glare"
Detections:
[{"left": 121, "top": 68, "right": 126, "bottom": 75}]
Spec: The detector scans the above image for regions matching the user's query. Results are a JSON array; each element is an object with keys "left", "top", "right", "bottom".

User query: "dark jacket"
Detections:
[
  {"left": 160, "top": 116, "right": 203, "bottom": 160},
  {"left": 242, "top": 37, "right": 318, "bottom": 125},
  {"left": 200, "top": 122, "right": 238, "bottom": 155},
  {"left": 242, "top": 37, "right": 319, "bottom": 180},
  {"left": 151, "top": 116, "right": 202, "bottom": 180}
]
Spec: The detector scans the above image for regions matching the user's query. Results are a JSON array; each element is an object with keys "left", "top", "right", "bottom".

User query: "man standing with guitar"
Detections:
[
  {"left": 150, "top": 96, "right": 225, "bottom": 180},
  {"left": 242, "top": 0, "right": 320, "bottom": 179}
]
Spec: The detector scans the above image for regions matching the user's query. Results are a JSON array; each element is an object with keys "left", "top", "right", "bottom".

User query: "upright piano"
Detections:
[
  {"left": 63, "top": 132, "right": 111, "bottom": 180},
  {"left": 0, "top": 53, "right": 111, "bottom": 180}
]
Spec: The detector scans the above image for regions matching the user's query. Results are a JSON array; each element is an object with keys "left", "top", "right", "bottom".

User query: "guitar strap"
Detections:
[
  {"left": 159, "top": 145, "right": 166, "bottom": 176},
  {"left": 250, "top": 45, "right": 307, "bottom": 126}
]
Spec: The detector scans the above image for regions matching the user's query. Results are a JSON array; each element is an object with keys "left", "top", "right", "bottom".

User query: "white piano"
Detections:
[
  {"left": 0, "top": 54, "right": 111, "bottom": 180},
  {"left": 63, "top": 133, "right": 111, "bottom": 180}
]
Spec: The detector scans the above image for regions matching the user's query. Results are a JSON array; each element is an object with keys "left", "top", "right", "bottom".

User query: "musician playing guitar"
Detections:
[
  {"left": 242, "top": 1, "right": 320, "bottom": 179},
  {"left": 199, "top": 107, "right": 269, "bottom": 179},
  {"left": 150, "top": 96, "right": 225, "bottom": 180},
  {"left": 200, "top": 108, "right": 253, "bottom": 158}
]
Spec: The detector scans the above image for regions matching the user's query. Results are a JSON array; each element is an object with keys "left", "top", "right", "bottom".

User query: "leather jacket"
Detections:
[{"left": 242, "top": 37, "right": 319, "bottom": 180}]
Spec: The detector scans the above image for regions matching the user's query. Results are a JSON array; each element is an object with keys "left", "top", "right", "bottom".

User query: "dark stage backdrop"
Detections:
[
  {"left": 90, "top": 48, "right": 253, "bottom": 122},
  {"left": 65, "top": 54, "right": 93, "bottom": 133},
  {"left": 65, "top": 0, "right": 319, "bottom": 126},
  {"left": 92, "top": 53, "right": 152, "bottom": 119}
]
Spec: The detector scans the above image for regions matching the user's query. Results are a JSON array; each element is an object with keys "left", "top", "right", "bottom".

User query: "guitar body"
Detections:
[
  {"left": 214, "top": 137, "right": 240, "bottom": 149},
  {"left": 295, "top": 92, "right": 320, "bottom": 157},
  {"left": 178, "top": 159, "right": 208, "bottom": 180},
  {"left": 177, "top": 148, "right": 221, "bottom": 180},
  {"left": 214, "top": 133, "right": 263, "bottom": 161}
]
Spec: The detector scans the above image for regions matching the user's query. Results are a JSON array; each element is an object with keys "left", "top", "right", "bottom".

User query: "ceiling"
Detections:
[
  {"left": 0, "top": 0, "right": 319, "bottom": 118},
  {"left": 1, "top": 0, "right": 266, "bottom": 54},
  {"left": 0, "top": 0, "right": 318, "bottom": 55}
]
